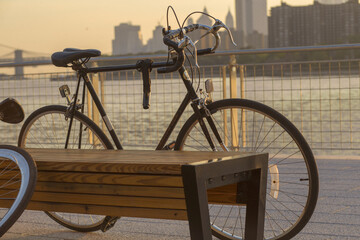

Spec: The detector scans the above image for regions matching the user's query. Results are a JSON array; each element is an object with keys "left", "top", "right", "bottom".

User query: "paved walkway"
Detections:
[{"left": 3, "top": 158, "right": 360, "bottom": 240}]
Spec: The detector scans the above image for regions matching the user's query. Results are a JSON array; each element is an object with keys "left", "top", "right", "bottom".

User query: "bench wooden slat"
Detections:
[
  {"left": 29, "top": 192, "right": 187, "bottom": 210},
  {"left": 38, "top": 182, "right": 185, "bottom": 198},
  {"left": 27, "top": 148, "right": 240, "bottom": 163},
  {"left": 0, "top": 180, "right": 185, "bottom": 198},
  {"left": 37, "top": 172, "right": 183, "bottom": 187},
  {"left": 0, "top": 200, "right": 188, "bottom": 220},
  {"left": 0, "top": 181, "right": 240, "bottom": 205},
  {"left": 36, "top": 162, "right": 182, "bottom": 175},
  {"left": 0, "top": 188, "right": 187, "bottom": 209},
  {"left": 27, "top": 149, "right": 244, "bottom": 175},
  {"left": 0, "top": 171, "right": 184, "bottom": 187}
]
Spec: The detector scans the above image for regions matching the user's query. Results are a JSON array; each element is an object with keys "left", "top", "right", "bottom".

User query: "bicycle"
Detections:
[
  {"left": 0, "top": 98, "right": 37, "bottom": 237},
  {"left": 18, "top": 7, "right": 319, "bottom": 240}
]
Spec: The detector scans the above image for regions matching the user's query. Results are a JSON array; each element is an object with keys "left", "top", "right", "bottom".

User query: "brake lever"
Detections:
[
  {"left": 188, "top": 38, "right": 200, "bottom": 69},
  {"left": 212, "top": 19, "right": 237, "bottom": 47},
  {"left": 178, "top": 36, "right": 200, "bottom": 69}
]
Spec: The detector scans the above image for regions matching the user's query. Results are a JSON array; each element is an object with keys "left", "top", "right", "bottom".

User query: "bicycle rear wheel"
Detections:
[
  {"left": 175, "top": 99, "right": 319, "bottom": 240},
  {"left": 0, "top": 145, "right": 37, "bottom": 237},
  {"left": 18, "top": 105, "right": 114, "bottom": 232}
]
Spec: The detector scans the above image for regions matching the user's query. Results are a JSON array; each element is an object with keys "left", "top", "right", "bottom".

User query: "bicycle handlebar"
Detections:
[
  {"left": 157, "top": 38, "right": 185, "bottom": 74},
  {"left": 157, "top": 21, "right": 235, "bottom": 74}
]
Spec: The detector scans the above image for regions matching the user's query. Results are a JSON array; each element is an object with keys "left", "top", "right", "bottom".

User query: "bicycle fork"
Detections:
[
  {"left": 179, "top": 66, "right": 227, "bottom": 152},
  {"left": 190, "top": 102, "right": 228, "bottom": 151}
]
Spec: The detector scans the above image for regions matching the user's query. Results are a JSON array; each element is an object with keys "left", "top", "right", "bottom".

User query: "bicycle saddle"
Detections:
[
  {"left": 51, "top": 48, "right": 101, "bottom": 67},
  {"left": 0, "top": 98, "right": 24, "bottom": 124}
]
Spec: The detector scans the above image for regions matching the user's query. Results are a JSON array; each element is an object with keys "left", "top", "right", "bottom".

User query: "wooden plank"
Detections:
[
  {"left": 0, "top": 190, "right": 186, "bottom": 210},
  {"left": 28, "top": 191, "right": 187, "bottom": 210},
  {"left": 0, "top": 180, "right": 242, "bottom": 205},
  {"left": 26, "top": 148, "right": 251, "bottom": 165},
  {"left": 0, "top": 181, "right": 244, "bottom": 204},
  {"left": 0, "top": 160, "right": 17, "bottom": 169},
  {"left": 37, "top": 172, "right": 183, "bottom": 187},
  {"left": 0, "top": 171, "right": 20, "bottom": 180},
  {"left": 0, "top": 180, "right": 185, "bottom": 198},
  {"left": 0, "top": 200, "right": 188, "bottom": 220},
  {"left": 35, "top": 182, "right": 185, "bottom": 198},
  {"left": 36, "top": 162, "right": 182, "bottom": 175}
]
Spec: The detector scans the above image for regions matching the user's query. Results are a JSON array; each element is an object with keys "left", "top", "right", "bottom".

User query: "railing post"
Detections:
[
  {"left": 222, "top": 66, "right": 228, "bottom": 146},
  {"left": 229, "top": 55, "right": 239, "bottom": 148},
  {"left": 239, "top": 65, "right": 246, "bottom": 148}
]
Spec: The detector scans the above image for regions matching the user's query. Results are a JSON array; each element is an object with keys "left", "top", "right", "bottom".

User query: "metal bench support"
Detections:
[{"left": 182, "top": 154, "right": 268, "bottom": 240}]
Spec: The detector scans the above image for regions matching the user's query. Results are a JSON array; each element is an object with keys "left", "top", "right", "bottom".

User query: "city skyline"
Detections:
[{"left": 0, "top": 0, "right": 318, "bottom": 57}]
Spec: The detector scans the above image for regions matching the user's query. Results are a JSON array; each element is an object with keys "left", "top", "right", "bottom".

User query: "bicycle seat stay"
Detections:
[{"left": 51, "top": 49, "right": 101, "bottom": 67}]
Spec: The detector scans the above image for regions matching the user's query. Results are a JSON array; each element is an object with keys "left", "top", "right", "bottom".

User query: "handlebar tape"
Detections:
[
  {"left": 137, "top": 59, "right": 153, "bottom": 109},
  {"left": 197, "top": 48, "right": 214, "bottom": 56}
]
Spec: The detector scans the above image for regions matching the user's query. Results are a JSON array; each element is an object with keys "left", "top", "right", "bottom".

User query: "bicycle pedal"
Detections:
[
  {"left": 101, "top": 216, "right": 119, "bottom": 232},
  {"left": 162, "top": 141, "right": 176, "bottom": 150}
]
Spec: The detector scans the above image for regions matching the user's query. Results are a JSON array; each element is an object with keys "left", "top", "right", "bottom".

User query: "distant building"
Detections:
[
  {"left": 144, "top": 25, "right": 167, "bottom": 53},
  {"left": 184, "top": 7, "right": 214, "bottom": 50},
  {"left": 225, "top": 9, "right": 234, "bottom": 29},
  {"left": 235, "top": 0, "right": 268, "bottom": 48},
  {"left": 268, "top": 0, "right": 360, "bottom": 48},
  {"left": 112, "top": 23, "right": 143, "bottom": 55},
  {"left": 219, "top": 9, "right": 244, "bottom": 50},
  {"left": 196, "top": 7, "right": 214, "bottom": 49}
]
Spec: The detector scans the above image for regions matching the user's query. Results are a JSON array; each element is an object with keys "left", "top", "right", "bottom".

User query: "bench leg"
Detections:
[
  {"left": 182, "top": 166, "right": 212, "bottom": 240},
  {"left": 182, "top": 157, "right": 267, "bottom": 240},
  {"left": 245, "top": 169, "right": 267, "bottom": 240}
]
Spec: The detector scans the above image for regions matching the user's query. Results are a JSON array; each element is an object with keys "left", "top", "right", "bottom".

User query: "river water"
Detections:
[{"left": 1, "top": 68, "right": 360, "bottom": 156}]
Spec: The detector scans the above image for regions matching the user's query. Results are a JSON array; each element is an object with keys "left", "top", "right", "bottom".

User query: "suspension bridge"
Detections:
[{"left": 0, "top": 43, "right": 50, "bottom": 76}]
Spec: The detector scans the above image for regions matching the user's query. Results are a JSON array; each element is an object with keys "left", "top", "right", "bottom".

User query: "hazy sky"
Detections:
[{"left": 0, "top": 0, "right": 314, "bottom": 56}]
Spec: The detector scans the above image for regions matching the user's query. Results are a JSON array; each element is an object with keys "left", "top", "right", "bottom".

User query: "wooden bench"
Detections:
[{"left": 2, "top": 149, "right": 268, "bottom": 240}]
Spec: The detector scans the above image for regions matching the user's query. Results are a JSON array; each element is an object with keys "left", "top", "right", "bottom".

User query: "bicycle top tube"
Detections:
[{"left": 83, "top": 60, "right": 175, "bottom": 74}]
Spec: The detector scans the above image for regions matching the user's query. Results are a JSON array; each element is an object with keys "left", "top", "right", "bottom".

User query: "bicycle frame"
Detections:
[{"left": 66, "top": 61, "right": 222, "bottom": 151}]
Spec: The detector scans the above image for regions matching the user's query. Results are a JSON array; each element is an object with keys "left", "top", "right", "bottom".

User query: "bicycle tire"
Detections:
[
  {"left": 0, "top": 145, "right": 37, "bottom": 237},
  {"left": 175, "top": 98, "right": 319, "bottom": 240},
  {"left": 18, "top": 105, "right": 114, "bottom": 232}
]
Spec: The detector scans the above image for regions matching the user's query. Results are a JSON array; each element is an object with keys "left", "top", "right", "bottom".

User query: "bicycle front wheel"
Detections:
[
  {"left": 0, "top": 145, "right": 37, "bottom": 237},
  {"left": 175, "top": 99, "right": 319, "bottom": 240},
  {"left": 18, "top": 105, "right": 113, "bottom": 232}
]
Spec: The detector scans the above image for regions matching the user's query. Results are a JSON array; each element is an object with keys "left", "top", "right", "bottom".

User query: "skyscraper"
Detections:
[
  {"left": 112, "top": 23, "right": 143, "bottom": 55},
  {"left": 268, "top": 0, "right": 360, "bottom": 48},
  {"left": 235, "top": 0, "right": 268, "bottom": 47},
  {"left": 144, "top": 25, "right": 167, "bottom": 53},
  {"left": 235, "top": 0, "right": 268, "bottom": 35},
  {"left": 225, "top": 9, "right": 234, "bottom": 29}
]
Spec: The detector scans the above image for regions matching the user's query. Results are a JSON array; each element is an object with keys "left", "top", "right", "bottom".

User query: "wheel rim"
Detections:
[
  {"left": 177, "top": 103, "right": 317, "bottom": 240},
  {"left": 0, "top": 149, "right": 31, "bottom": 226},
  {"left": 19, "top": 108, "right": 108, "bottom": 230}
]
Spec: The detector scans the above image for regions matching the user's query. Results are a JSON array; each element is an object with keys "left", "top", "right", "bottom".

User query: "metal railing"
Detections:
[{"left": 1, "top": 44, "right": 360, "bottom": 156}]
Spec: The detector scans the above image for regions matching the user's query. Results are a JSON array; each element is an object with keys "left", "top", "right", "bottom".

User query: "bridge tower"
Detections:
[{"left": 14, "top": 50, "right": 24, "bottom": 77}]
